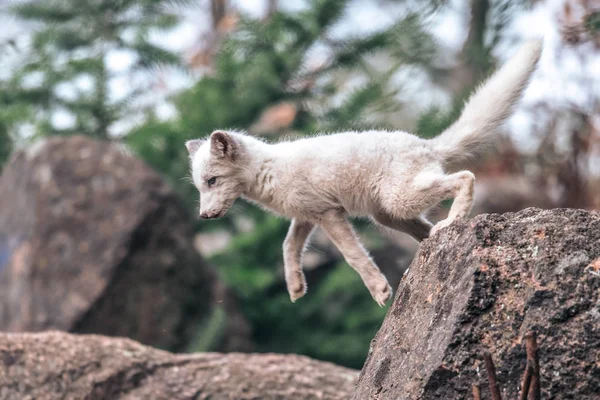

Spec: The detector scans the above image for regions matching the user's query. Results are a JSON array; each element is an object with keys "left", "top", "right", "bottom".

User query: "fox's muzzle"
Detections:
[{"left": 200, "top": 211, "right": 223, "bottom": 219}]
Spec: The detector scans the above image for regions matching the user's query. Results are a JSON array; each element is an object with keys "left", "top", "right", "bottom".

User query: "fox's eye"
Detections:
[{"left": 207, "top": 177, "right": 217, "bottom": 187}]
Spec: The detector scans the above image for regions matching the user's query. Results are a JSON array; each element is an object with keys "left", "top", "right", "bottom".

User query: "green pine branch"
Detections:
[
  {"left": 12, "top": 0, "right": 77, "bottom": 23},
  {"left": 131, "top": 41, "right": 182, "bottom": 69}
]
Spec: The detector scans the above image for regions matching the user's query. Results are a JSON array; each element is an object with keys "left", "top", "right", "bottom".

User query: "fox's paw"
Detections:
[
  {"left": 430, "top": 219, "right": 453, "bottom": 236},
  {"left": 286, "top": 270, "right": 307, "bottom": 303},
  {"left": 367, "top": 276, "right": 392, "bottom": 307}
]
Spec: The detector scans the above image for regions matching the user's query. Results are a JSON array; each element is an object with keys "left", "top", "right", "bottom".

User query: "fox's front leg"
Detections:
[
  {"left": 283, "top": 219, "right": 315, "bottom": 302},
  {"left": 319, "top": 211, "right": 392, "bottom": 307}
]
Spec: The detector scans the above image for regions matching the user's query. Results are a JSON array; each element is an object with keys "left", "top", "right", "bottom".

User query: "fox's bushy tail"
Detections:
[{"left": 431, "top": 39, "right": 543, "bottom": 168}]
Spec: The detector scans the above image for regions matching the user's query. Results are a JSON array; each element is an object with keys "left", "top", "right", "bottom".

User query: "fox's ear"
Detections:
[
  {"left": 210, "top": 130, "right": 236, "bottom": 160},
  {"left": 185, "top": 139, "right": 204, "bottom": 156}
]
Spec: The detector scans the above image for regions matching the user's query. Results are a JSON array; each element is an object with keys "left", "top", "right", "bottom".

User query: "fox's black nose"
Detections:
[{"left": 201, "top": 210, "right": 223, "bottom": 219}]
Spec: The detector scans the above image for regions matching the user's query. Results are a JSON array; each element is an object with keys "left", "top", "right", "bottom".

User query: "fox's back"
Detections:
[
  {"left": 275, "top": 130, "right": 430, "bottom": 165},
  {"left": 270, "top": 130, "right": 436, "bottom": 215}
]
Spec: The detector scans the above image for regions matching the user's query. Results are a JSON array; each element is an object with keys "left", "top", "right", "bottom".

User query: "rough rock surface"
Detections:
[
  {"left": 0, "top": 136, "right": 250, "bottom": 352},
  {"left": 354, "top": 208, "right": 600, "bottom": 399},
  {"left": 0, "top": 331, "right": 358, "bottom": 400}
]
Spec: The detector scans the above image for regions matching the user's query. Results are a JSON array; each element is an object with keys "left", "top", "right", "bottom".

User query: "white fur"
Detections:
[{"left": 185, "top": 40, "right": 543, "bottom": 306}]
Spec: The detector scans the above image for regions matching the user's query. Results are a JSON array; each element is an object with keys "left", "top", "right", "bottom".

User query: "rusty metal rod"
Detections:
[
  {"left": 526, "top": 332, "right": 541, "bottom": 400},
  {"left": 483, "top": 351, "right": 503, "bottom": 400},
  {"left": 520, "top": 364, "right": 532, "bottom": 400},
  {"left": 472, "top": 383, "right": 482, "bottom": 400}
]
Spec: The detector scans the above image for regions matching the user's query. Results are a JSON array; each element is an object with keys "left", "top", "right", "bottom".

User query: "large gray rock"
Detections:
[
  {"left": 0, "top": 136, "right": 250, "bottom": 352},
  {"left": 0, "top": 331, "right": 358, "bottom": 400},
  {"left": 354, "top": 208, "right": 600, "bottom": 399}
]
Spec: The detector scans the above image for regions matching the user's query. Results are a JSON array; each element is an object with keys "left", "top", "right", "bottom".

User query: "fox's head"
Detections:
[{"left": 186, "top": 131, "right": 248, "bottom": 219}]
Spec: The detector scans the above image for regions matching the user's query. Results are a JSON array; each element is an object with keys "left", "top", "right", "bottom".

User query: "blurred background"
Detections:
[{"left": 0, "top": 0, "right": 598, "bottom": 370}]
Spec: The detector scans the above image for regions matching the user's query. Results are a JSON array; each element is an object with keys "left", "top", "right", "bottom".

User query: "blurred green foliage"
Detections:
[
  {"left": 0, "top": 124, "right": 12, "bottom": 171},
  {"left": 207, "top": 213, "right": 389, "bottom": 368},
  {"left": 0, "top": 0, "right": 186, "bottom": 139}
]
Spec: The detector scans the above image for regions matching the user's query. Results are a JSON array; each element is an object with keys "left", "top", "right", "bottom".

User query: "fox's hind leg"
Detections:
[
  {"left": 380, "top": 168, "right": 475, "bottom": 237},
  {"left": 373, "top": 214, "right": 432, "bottom": 242},
  {"left": 407, "top": 170, "right": 475, "bottom": 236},
  {"left": 283, "top": 219, "right": 314, "bottom": 302},
  {"left": 428, "top": 171, "right": 475, "bottom": 235}
]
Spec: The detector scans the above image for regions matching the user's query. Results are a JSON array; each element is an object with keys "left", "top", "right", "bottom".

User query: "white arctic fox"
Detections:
[{"left": 186, "top": 40, "right": 543, "bottom": 306}]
